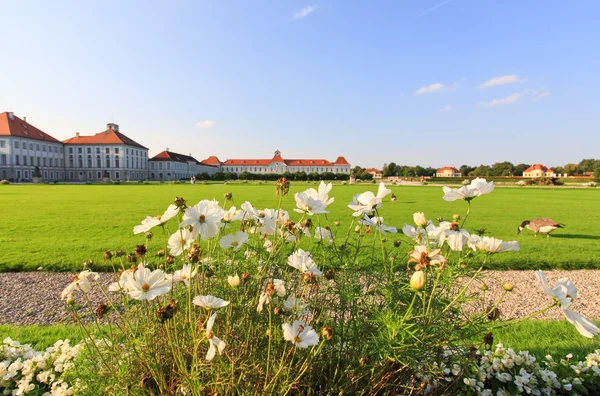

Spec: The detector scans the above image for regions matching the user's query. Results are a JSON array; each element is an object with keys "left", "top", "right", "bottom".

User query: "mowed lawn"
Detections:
[{"left": 1, "top": 183, "right": 599, "bottom": 271}]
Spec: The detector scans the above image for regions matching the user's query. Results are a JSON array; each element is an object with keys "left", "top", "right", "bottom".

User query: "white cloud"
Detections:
[
  {"left": 441, "top": 105, "right": 452, "bottom": 111},
  {"left": 477, "top": 93, "right": 521, "bottom": 107},
  {"left": 525, "top": 88, "right": 551, "bottom": 101},
  {"left": 480, "top": 74, "right": 528, "bottom": 89},
  {"left": 292, "top": 5, "right": 318, "bottom": 20},
  {"left": 415, "top": 83, "right": 446, "bottom": 95},
  {"left": 535, "top": 91, "right": 550, "bottom": 100},
  {"left": 195, "top": 120, "right": 215, "bottom": 128}
]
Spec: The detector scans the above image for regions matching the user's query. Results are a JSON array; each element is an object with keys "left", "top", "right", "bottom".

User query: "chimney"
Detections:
[
  {"left": 76, "top": 132, "right": 80, "bottom": 137},
  {"left": 8, "top": 112, "right": 14, "bottom": 121},
  {"left": 23, "top": 116, "right": 26, "bottom": 123},
  {"left": 107, "top": 123, "right": 119, "bottom": 132},
  {"left": 166, "top": 148, "right": 169, "bottom": 152}
]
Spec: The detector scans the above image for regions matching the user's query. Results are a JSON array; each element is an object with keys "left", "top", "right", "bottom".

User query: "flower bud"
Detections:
[
  {"left": 354, "top": 225, "right": 361, "bottom": 233},
  {"left": 103, "top": 250, "right": 113, "bottom": 262},
  {"left": 145, "top": 231, "right": 153, "bottom": 240},
  {"left": 115, "top": 249, "right": 125, "bottom": 257},
  {"left": 413, "top": 212, "right": 428, "bottom": 228},
  {"left": 273, "top": 307, "right": 284, "bottom": 316},
  {"left": 410, "top": 270, "right": 426, "bottom": 291},
  {"left": 242, "top": 272, "right": 251, "bottom": 284},
  {"left": 66, "top": 294, "right": 75, "bottom": 305},
  {"left": 165, "top": 255, "right": 175, "bottom": 265},
  {"left": 436, "top": 217, "right": 444, "bottom": 223},
  {"left": 334, "top": 221, "right": 341, "bottom": 227},
  {"left": 227, "top": 274, "right": 240, "bottom": 287},
  {"left": 325, "top": 269, "right": 335, "bottom": 280},
  {"left": 503, "top": 283, "right": 514, "bottom": 292},
  {"left": 453, "top": 214, "right": 461, "bottom": 222},
  {"left": 321, "top": 327, "right": 333, "bottom": 341},
  {"left": 480, "top": 284, "right": 489, "bottom": 291},
  {"left": 155, "top": 249, "right": 166, "bottom": 257},
  {"left": 393, "top": 240, "right": 402, "bottom": 248}
]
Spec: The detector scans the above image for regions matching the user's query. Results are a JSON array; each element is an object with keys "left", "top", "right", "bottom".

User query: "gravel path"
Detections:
[{"left": 0, "top": 271, "right": 599, "bottom": 325}]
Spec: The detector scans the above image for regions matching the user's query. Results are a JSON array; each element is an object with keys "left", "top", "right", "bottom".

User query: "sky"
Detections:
[{"left": 1, "top": 0, "right": 599, "bottom": 169}]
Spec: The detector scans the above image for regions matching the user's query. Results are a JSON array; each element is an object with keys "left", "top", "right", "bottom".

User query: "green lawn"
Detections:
[{"left": 1, "top": 183, "right": 599, "bottom": 271}]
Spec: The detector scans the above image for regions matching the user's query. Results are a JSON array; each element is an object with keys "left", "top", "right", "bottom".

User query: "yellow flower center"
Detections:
[
  {"left": 294, "top": 336, "right": 302, "bottom": 343},
  {"left": 199, "top": 214, "right": 206, "bottom": 223},
  {"left": 156, "top": 215, "right": 162, "bottom": 221},
  {"left": 142, "top": 283, "right": 150, "bottom": 292},
  {"left": 207, "top": 330, "right": 214, "bottom": 339},
  {"left": 232, "top": 241, "right": 239, "bottom": 247},
  {"left": 181, "top": 275, "right": 187, "bottom": 279}
]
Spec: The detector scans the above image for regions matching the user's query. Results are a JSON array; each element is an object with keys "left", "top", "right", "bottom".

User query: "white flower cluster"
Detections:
[
  {"left": 0, "top": 337, "right": 83, "bottom": 395},
  {"left": 582, "top": 181, "right": 597, "bottom": 187},
  {"left": 416, "top": 344, "right": 600, "bottom": 395}
]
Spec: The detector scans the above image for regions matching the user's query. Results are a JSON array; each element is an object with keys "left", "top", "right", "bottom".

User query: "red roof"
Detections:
[
  {"left": 63, "top": 127, "right": 147, "bottom": 149},
  {"left": 0, "top": 112, "right": 61, "bottom": 143},
  {"left": 334, "top": 156, "right": 349, "bottom": 165},
  {"left": 523, "top": 164, "right": 552, "bottom": 173},
  {"left": 284, "top": 159, "right": 332, "bottom": 166},
  {"left": 365, "top": 168, "right": 382, "bottom": 174},
  {"left": 201, "top": 155, "right": 221, "bottom": 165},
  {"left": 437, "top": 166, "right": 460, "bottom": 172},
  {"left": 223, "top": 159, "right": 272, "bottom": 165},
  {"left": 150, "top": 151, "right": 202, "bottom": 164}
]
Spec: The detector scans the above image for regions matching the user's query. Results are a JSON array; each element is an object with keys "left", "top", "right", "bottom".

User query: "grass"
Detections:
[
  {"left": 3, "top": 320, "right": 598, "bottom": 361},
  {"left": 1, "top": 183, "right": 599, "bottom": 271}
]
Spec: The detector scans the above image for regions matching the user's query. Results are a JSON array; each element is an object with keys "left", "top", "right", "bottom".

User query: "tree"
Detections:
[
  {"left": 239, "top": 171, "right": 253, "bottom": 180},
  {"left": 578, "top": 159, "right": 600, "bottom": 173},
  {"left": 563, "top": 163, "right": 578, "bottom": 176},
  {"left": 195, "top": 172, "right": 210, "bottom": 180},
  {"left": 513, "top": 164, "right": 530, "bottom": 177},
  {"left": 594, "top": 167, "right": 600, "bottom": 181},
  {"left": 459, "top": 165, "right": 475, "bottom": 176},
  {"left": 469, "top": 165, "right": 491, "bottom": 177},
  {"left": 490, "top": 161, "right": 514, "bottom": 177},
  {"left": 382, "top": 162, "right": 398, "bottom": 177},
  {"left": 211, "top": 172, "right": 225, "bottom": 181}
]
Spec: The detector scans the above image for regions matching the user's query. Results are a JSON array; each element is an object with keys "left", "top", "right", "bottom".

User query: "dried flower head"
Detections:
[
  {"left": 324, "top": 269, "right": 335, "bottom": 280},
  {"left": 276, "top": 177, "right": 290, "bottom": 196},
  {"left": 115, "top": 249, "right": 126, "bottom": 257},
  {"left": 127, "top": 253, "right": 138, "bottom": 263},
  {"left": 224, "top": 192, "right": 233, "bottom": 201},
  {"left": 174, "top": 196, "right": 187, "bottom": 210},
  {"left": 135, "top": 244, "right": 147, "bottom": 257},
  {"left": 165, "top": 255, "right": 175, "bottom": 265},
  {"left": 242, "top": 272, "right": 251, "bottom": 284},
  {"left": 155, "top": 249, "right": 166, "bottom": 257},
  {"left": 95, "top": 303, "right": 110, "bottom": 319},
  {"left": 157, "top": 299, "right": 178, "bottom": 323},
  {"left": 321, "top": 326, "right": 333, "bottom": 341},
  {"left": 103, "top": 250, "right": 113, "bottom": 263},
  {"left": 145, "top": 231, "right": 153, "bottom": 240}
]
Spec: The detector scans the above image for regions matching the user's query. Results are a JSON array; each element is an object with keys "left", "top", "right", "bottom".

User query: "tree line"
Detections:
[{"left": 351, "top": 158, "right": 600, "bottom": 179}]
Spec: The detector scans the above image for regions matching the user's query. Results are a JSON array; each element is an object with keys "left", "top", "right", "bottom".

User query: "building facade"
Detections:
[
  {"left": 213, "top": 150, "right": 351, "bottom": 175},
  {"left": 364, "top": 168, "right": 383, "bottom": 179},
  {"left": 149, "top": 150, "right": 218, "bottom": 181},
  {"left": 62, "top": 124, "right": 149, "bottom": 181},
  {"left": 0, "top": 112, "right": 65, "bottom": 181},
  {"left": 436, "top": 166, "right": 462, "bottom": 177},
  {"left": 522, "top": 164, "right": 555, "bottom": 178}
]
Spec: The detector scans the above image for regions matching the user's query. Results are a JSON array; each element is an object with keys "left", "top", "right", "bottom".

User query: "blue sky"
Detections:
[{"left": 1, "top": 0, "right": 598, "bottom": 168}]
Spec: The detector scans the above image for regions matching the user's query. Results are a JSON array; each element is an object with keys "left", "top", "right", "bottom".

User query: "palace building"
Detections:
[
  {"left": 212, "top": 150, "right": 351, "bottom": 175},
  {"left": 149, "top": 150, "right": 218, "bottom": 181},
  {"left": 0, "top": 112, "right": 65, "bottom": 182},
  {"left": 62, "top": 123, "right": 149, "bottom": 181},
  {"left": 1, "top": 111, "right": 352, "bottom": 182}
]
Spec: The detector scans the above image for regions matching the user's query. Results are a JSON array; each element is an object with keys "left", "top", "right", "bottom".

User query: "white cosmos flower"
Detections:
[
  {"left": 402, "top": 222, "right": 435, "bottom": 244},
  {"left": 241, "top": 201, "right": 260, "bottom": 219},
  {"left": 282, "top": 320, "right": 320, "bottom": 349},
  {"left": 413, "top": 212, "right": 428, "bottom": 228},
  {"left": 167, "top": 229, "right": 194, "bottom": 256},
  {"left": 125, "top": 266, "right": 171, "bottom": 301},
  {"left": 257, "top": 292, "right": 271, "bottom": 313},
  {"left": 180, "top": 200, "right": 225, "bottom": 240},
  {"left": 442, "top": 178, "right": 495, "bottom": 202},
  {"left": 408, "top": 246, "right": 447, "bottom": 271},
  {"left": 61, "top": 270, "right": 100, "bottom": 299},
  {"left": 172, "top": 264, "right": 197, "bottom": 286},
  {"left": 205, "top": 312, "right": 226, "bottom": 361},
  {"left": 294, "top": 192, "right": 329, "bottom": 215},
  {"left": 287, "top": 249, "right": 322, "bottom": 277},
  {"left": 468, "top": 235, "right": 519, "bottom": 253},
  {"left": 360, "top": 216, "right": 398, "bottom": 235},
  {"left": 219, "top": 231, "right": 249, "bottom": 250},
  {"left": 446, "top": 229, "right": 471, "bottom": 251},
  {"left": 314, "top": 227, "right": 333, "bottom": 243},
  {"left": 535, "top": 270, "right": 599, "bottom": 338},
  {"left": 227, "top": 274, "right": 240, "bottom": 287},
  {"left": 347, "top": 182, "right": 392, "bottom": 217},
  {"left": 283, "top": 296, "right": 308, "bottom": 315},
  {"left": 133, "top": 204, "right": 179, "bottom": 234},
  {"left": 193, "top": 295, "right": 230, "bottom": 310},
  {"left": 273, "top": 279, "right": 286, "bottom": 297},
  {"left": 108, "top": 269, "right": 133, "bottom": 292},
  {"left": 221, "top": 206, "right": 244, "bottom": 224},
  {"left": 256, "top": 208, "right": 287, "bottom": 235}
]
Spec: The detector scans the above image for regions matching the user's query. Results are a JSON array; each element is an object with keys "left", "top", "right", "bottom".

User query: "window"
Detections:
[
  {"left": 88, "top": 172, "right": 92, "bottom": 179},
  {"left": 88, "top": 157, "right": 92, "bottom": 168},
  {"left": 97, "top": 172, "right": 101, "bottom": 179},
  {"left": 78, "top": 156, "right": 82, "bottom": 168},
  {"left": 97, "top": 156, "right": 101, "bottom": 167},
  {"left": 23, "top": 156, "right": 27, "bottom": 165},
  {"left": 37, "top": 157, "right": 40, "bottom": 166},
  {"left": 106, "top": 156, "right": 110, "bottom": 168},
  {"left": 69, "top": 156, "right": 74, "bottom": 167},
  {"left": 44, "top": 158, "right": 47, "bottom": 166},
  {"left": 1, "top": 154, "right": 6, "bottom": 164},
  {"left": 87, "top": 147, "right": 91, "bottom": 154},
  {"left": 60, "top": 147, "right": 63, "bottom": 153},
  {"left": 106, "top": 148, "right": 110, "bottom": 154},
  {"left": 14, "top": 141, "right": 19, "bottom": 148},
  {"left": 115, "top": 148, "right": 119, "bottom": 154},
  {"left": 29, "top": 143, "right": 33, "bottom": 150},
  {"left": 115, "top": 158, "right": 120, "bottom": 168},
  {"left": 43, "top": 145, "right": 47, "bottom": 152},
  {"left": 24, "top": 171, "right": 29, "bottom": 179},
  {"left": 30, "top": 156, "right": 34, "bottom": 166},
  {"left": 15, "top": 155, "right": 20, "bottom": 165},
  {"left": 36, "top": 144, "right": 40, "bottom": 150},
  {"left": 77, "top": 147, "right": 82, "bottom": 154},
  {"left": 116, "top": 172, "right": 120, "bottom": 179},
  {"left": 68, "top": 147, "right": 73, "bottom": 154},
  {"left": 0, "top": 140, "right": 5, "bottom": 148},
  {"left": 17, "top": 170, "right": 21, "bottom": 179},
  {"left": 126, "top": 149, "right": 128, "bottom": 154},
  {"left": 54, "top": 146, "right": 58, "bottom": 153},
  {"left": 96, "top": 148, "right": 100, "bottom": 154},
  {"left": 50, "top": 171, "right": 54, "bottom": 179},
  {"left": 69, "top": 171, "right": 74, "bottom": 179}
]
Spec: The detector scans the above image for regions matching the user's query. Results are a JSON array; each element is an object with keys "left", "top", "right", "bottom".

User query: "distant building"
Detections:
[
  {"left": 436, "top": 166, "right": 461, "bottom": 177},
  {"left": 150, "top": 150, "right": 218, "bottom": 181},
  {"left": 364, "top": 168, "right": 383, "bottom": 179},
  {"left": 0, "top": 112, "right": 65, "bottom": 182},
  {"left": 523, "top": 164, "right": 555, "bottom": 178},
  {"left": 62, "top": 123, "right": 149, "bottom": 181},
  {"left": 212, "top": 150, "right": 351, "bottom": 176}
]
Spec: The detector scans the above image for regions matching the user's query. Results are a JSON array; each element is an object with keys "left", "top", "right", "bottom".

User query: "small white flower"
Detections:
[
  {"left": 413, "top": 212, "right": 428, "bottom": 228},
  {"left": 314, "top": 227, "right": 333, "bottom": 243},
  {"left": 167, "top": 229, "right": 194, "bottom": 256},
  {"left": 125, "top": 266, "right": 171, "bottom": 301},
  {"left": 133, "top": 204, "right": 179, "bottom": 234},
  {"left": 347, "top": 182, "right": 391, "bottom": 216},
  {"left": 219, "top": 231, "right": 249, "bottom": 250},
  {"left": 287, "top": 249, "right": 322, "bottom": 277},
  {"left": 61, "top": 270, "right": 99, "bottom": 299},
  {"left": 360, "top": 215, "right": 398, "bottom": 235},
  {"left": 180, "top": 200, "right": 225, "bottom": 240},
  {"left": 468, "top": 235, "right": 519, "bottom": 253},
  {"left": 283, "top": 296, "right": 308, "bottom": 315},
  {"left": 205, "top": 312, "right": 226, "bottom": 361},
  {"left": 172, "top": 264, "right": 197, "bottom": 286},
  {"left": 227, "top": 274, "right": 240, "bottom": 287},
  {"left": 193, "top": 295, "right": 230, "bottom": 310},
  {"left": 282, "top": 320, "right": 319, "bottom": 349}
]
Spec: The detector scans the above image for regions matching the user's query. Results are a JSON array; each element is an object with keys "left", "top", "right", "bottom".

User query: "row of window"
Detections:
[
  {"left": 1, "top": 139, "right": 63, "bottom": 153},
  {"left": 69, "top": 171, "right": 145, "bottom": 180},
  {"left": 149, "top": 162, "right": 200, "bottom": 170},
  {"left": 67, "top": 155, "right": 147, "bottom": 169},
  {"left": 10, "top": 170, "right": 64, "bottom": 181},
  {"left": 67, "top": 146, "right": 146, "bottom": 157},
  {"left": 222, "top": 166, "right": 347, "bottom": 173},
  {"left": 2, "top": 154, "right": 64, "bottom": 167}
]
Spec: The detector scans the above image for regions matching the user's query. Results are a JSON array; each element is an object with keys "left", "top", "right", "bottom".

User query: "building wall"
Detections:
[
  {"left": 436, "top": 169, "right": 461, "bottom": 177},
  {"left": 63, "top": 144, "right": 148, "bottom": 181},
  {"left": 220, "top": 163, "right": 351, "bottom": 175},
  {"left": 0, "top": 136, "right": 65, "bottom": 181},
  {"left": 149, "top": 161, "right": 218, "bottom": 180}
]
